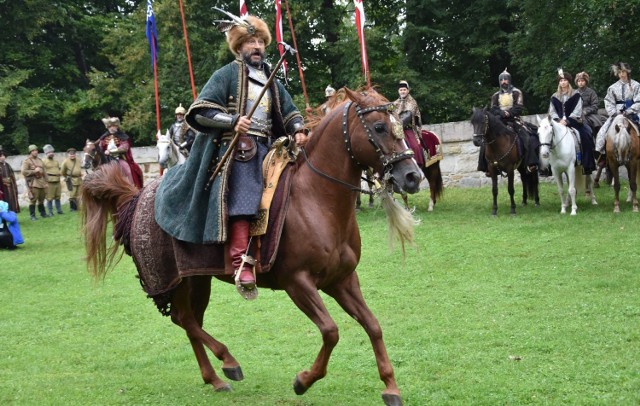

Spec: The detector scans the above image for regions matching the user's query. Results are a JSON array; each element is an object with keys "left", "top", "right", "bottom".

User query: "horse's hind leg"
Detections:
[
  {"left": 171, "top": 277, "right": 241, "bottom": 391},
  {"left": 324, "top": 272, "right": 402, "bottom": 406}
]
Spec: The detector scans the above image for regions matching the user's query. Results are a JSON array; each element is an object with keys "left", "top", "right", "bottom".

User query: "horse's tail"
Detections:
[
  {"left": 81, "top": 162, "right": 139, "bottom": 280},
  {"left": 524, "top": 169, "right": 539, "bottom": 197},
  {"left": 426, "top": 162, "right": 444, "bottom": 201}
]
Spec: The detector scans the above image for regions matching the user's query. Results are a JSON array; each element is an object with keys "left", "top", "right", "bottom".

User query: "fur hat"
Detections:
[
  {"left": 43, "top": 144, "right": 54, "bottom": 154},
  {"left": 224, "top": 15, "right": 272, "bottom": 56},
  {"left": 102, "top": 117, "right": 120, "bottom": 128},
  {"left": 398, "top": 80, "right": 410, "bottom": 90},
  {"left": 575, "top": 71, "right": 590, "bottom": 85},
  {"left": 557, "top": 68, "right": 572, "bottom": 83},
  {"left": 612, "top": 62, "right": 632, "bottom": 75},
  {"left": 28, "top": 144, "right": 38, "bottom": 153}
]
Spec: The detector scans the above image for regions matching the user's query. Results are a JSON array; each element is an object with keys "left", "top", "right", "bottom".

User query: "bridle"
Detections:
[
  {"left": 301, "top": 100, "right": 415, "bottom": 194},
  {"left": 474, "top": 111, "right": 518, "bottom": 166},
  {"left": 157, "top": 137, "right": 178, "bottom": 168},
  {"left": 540, "top": 118, "right": 571, "bottom": 151}
]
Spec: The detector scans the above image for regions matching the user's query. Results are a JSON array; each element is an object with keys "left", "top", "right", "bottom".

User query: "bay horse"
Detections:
[
  {"left": 537, "top": 115, "right": 597, "bottom": 215},
  {"left": 81, "top": 88, "right": 421, "bottom": 405},
  {"left": 398, "top": 130, "right": 444, "bottom": 212},
  {"left": 471, "top": 107, "right": 539, "bottom": 216},
  {"left": 605, "top": 114, "right": 640, "bottom": 212},
  {"left": 156, "top": 130, "right": 186, "bottom": 172}
]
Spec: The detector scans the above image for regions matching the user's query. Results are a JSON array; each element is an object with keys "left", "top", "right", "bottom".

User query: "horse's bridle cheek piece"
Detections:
[{"left": 342, "top": 101, "right": 414, "bottom": 175}]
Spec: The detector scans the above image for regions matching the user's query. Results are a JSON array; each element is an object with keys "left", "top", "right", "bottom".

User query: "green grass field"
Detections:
[{"left": 1, "top": 182, "right": 639, "bottom": 405}]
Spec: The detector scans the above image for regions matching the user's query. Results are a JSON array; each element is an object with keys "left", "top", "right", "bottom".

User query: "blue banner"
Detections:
[{"left": 146, "top": 0, "right": 158, "bottom": 66}]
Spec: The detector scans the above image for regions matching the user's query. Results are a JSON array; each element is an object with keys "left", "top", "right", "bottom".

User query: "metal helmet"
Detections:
[
  {"left": 498, "top": 68, "right": 511, "bottom": 85},
  {"left": 325, "top": 85, "right": 336, "bottom": 97},
  {"left": 175, "top": 104, "right": 187, "bottom": 115},
  {"left": 43, "top": 144, "right": 55, "bottom": 154}
]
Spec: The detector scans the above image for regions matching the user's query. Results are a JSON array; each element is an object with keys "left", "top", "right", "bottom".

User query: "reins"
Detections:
[
  {"left": 477, "top": 112, "right": 518, "bottom": 166},
  {"left": 301, "top": 100, "right": 414, "bottom": 195},
  {"left": 540, "top": 120, "right": 571, "bottom": 151}
]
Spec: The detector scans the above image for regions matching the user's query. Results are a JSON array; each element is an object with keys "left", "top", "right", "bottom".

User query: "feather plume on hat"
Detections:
[{"left": 212, "top": 7, "right": 271, "bottom": 56}]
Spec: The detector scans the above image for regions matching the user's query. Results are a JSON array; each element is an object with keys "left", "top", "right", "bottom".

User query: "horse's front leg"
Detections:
[
  {"left": 611, "top": 165, "right": 622, "bottom": 213},
  {"left": 491, "top": 171, "right": 499, "bottom": 216},
  {"left": 507, "top": 171, "right": 516, "bottom": 215},
  {"left": 283, "top": 275, "right": 339, "bottom": 396},
  {"left": 324, "top": 272, "right": 402, "bottom": 406},
  {"left": 566, "top": 168, "right": 577, "bottom": 216}
]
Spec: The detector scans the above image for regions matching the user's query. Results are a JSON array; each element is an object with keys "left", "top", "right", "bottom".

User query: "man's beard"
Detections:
[
  {"left": 501, "top": 83, "right": 510, "bottom": 90},
  {"left": 241, "top": 50, "right": 265, "bottom": 68}
]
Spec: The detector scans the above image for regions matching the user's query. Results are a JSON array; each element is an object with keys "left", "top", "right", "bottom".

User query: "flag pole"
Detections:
[
  {"left": 178, "top": 0, "right": 197, "bottom": 100},
  {"left": 152, "top": 37, "right": 161, "bottom": 132},
  {"left": 283, "top": 0, "right": 309, "bottom": 110}
]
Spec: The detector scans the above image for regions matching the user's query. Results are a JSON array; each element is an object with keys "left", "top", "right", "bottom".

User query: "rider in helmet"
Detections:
[
  {"left": 479, "top": 68, "right": 540, "bottom": 176},
  {"left": 169, "top": 104, "right": 196, "bottom": 154},
  {"left": 320, "top": 85, "right": 336, "bottom": 116}
]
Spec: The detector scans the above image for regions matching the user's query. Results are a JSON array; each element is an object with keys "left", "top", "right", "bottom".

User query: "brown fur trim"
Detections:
[{"left": 226, "top": 16, "right": 271, "bottom": 56}]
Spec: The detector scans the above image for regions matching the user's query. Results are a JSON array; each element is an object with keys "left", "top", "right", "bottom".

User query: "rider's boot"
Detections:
[
  {"left": 69, "top": 199, "right": 78, "bottom": 211},
  {"left": 29, "top": 205, "right": 38, "bottom": 221},
  {"left": 55, "top": 199, "right": 64, "bottom": 214},
  {"left": 39, "top": 203, "right": 49, "bottom": 218},
  {"left": 47, "top": 200, "right": 54, "bottom": 217},
  {"left": 229, "top": 219, "right": 256, "bottom": 290}
]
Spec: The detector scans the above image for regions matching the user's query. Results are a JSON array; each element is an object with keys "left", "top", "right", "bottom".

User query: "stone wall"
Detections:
[{"left": 4, "top": 114, "right": 613, "bottom": 208}]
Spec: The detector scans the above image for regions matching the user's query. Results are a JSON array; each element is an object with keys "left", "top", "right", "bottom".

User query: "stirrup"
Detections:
[{"left": 234, "top": 255, "right": 258, "bottom": 300}]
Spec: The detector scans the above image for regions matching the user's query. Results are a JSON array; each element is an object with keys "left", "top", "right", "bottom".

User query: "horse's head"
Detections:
[
  {"left": 470, "top": 107, "right": 489, "bottom": 146},
  {"left": 82, "top": 139, "right": 97, "bottom": 169},
  {"left": 537, "top": 114, "right": 553, "bottom": 160},
  {"left": 342, "top": 87, "right": 422, "bottom": 194},
  {"left": 156, "top": 130, "right": 172, "bottom": 169}
]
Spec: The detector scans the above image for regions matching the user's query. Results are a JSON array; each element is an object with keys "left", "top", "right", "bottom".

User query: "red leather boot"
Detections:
[{"left": 229, "top": 219, "right": 256, "bottom": 289}]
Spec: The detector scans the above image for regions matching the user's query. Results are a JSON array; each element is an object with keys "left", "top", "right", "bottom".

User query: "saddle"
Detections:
[
  {"left": 128, "top": 153, "right": 295, "bottom": 305},
  {"left": 420, "top": 130, "right": 443, "bottom": 167}
]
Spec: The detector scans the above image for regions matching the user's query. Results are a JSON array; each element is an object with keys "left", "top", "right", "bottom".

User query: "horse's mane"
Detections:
[{"left": 471, "top": 107, "right": 515, "bottom": 136}]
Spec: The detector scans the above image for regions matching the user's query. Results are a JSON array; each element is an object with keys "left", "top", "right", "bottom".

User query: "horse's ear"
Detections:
[
  {"left": 344, "top": 87, "right": 358, "bottom": 103},
  {"left": 536, "top": 114, "right": 543, "bottom": 124},
  {"left": 156, "top": 130, "right": 162, "bottom": 140}
]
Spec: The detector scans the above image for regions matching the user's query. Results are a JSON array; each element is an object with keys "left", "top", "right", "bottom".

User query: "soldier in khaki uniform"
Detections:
[
  {"left": 21, "top": 144, "right": 48, "bottom": 220},
  {"left": 43, "top": 144, "right": 64, "bottom": 216},
  {"left": 61, "top": 148, "right": 82, "bottom": 211}
]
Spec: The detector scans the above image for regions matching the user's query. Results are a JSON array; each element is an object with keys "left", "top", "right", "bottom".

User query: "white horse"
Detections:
[
  {"left": 537, "top": 115, "right": 597, "bottom": 215},
  {"left": 156, "top": 130, "right": 186, "bottom": 172}
]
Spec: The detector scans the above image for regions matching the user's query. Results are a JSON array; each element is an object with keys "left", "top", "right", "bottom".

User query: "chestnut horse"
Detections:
[
  {"left": 471, "top": 107, "right": 539, "bottom": 216},
  {"left": 81, "top": 88, "right": 421, "bottom": 405},
  {"left": 605, "top": 114, "right": 640, "bottom": 212}
]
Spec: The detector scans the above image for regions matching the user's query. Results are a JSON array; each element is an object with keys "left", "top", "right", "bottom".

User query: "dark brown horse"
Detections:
[
  {"left": 471, "top": 107, "right": 539, "bottom": 216},
  {"left": 82, "top": 88, "right": 421, "bottom": 405},
  {"left": 605, "top": 115, "right": 640, "bottom": 212}
]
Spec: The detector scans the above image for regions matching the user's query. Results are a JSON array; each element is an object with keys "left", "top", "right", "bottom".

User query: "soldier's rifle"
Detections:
[{"left": 204, "top": 42, "right": 297, "bottom": 190}]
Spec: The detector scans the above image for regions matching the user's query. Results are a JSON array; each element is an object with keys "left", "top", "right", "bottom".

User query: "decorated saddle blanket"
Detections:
[
  {"left": 128, "top": 165, "right": 294, "bottom": 301},
  {"left": 420, "top": 130, "right": 443, "bottom": 167}
]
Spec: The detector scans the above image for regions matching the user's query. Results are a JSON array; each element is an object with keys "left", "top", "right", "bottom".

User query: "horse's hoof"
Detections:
[
  {"left": 222, "top": 366, "right": 244, "bottom": 381},
  {"left": 293, "top": 376, "right": 308, "bottom": 395},
  {"left": 382, "top": 393, "right": 403, "bottom": 406},
  {"left": 214, "top": 383, "right": 232, "bottom": 392}
]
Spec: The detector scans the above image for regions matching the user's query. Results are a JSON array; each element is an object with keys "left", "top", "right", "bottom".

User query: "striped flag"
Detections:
[
  {"left": 354, "top": 0, "right": 369, "bottom": 85},
  {"left": 275, "top": 0, "right": 289, "bottom": 82},
  {"left": 145, "top": 0, "right": 158, "bottom": 66},
  {"left": 240, "top": 0, "right": 248, "bottom": 17}
]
